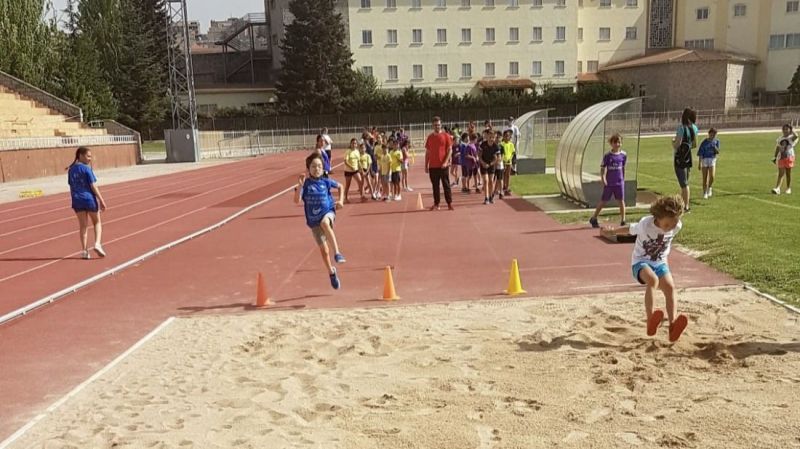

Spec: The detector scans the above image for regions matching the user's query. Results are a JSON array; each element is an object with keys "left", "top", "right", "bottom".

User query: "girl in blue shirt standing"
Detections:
[
  {"left": 697, "top": 128, "right": 720, "bottom": 199},
  {"left": 67, "top": 147, "right": 108, "bottom": 259}
]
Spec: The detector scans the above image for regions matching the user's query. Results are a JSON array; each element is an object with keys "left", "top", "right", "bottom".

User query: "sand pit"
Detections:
[{"left": 8, "top": 287, "right": 800, "bottom": 449}]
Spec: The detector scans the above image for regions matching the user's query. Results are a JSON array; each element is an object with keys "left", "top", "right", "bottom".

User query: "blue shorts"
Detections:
[
  {"left": 72, "top": 198, "right": 98, "bottom": 213},
  {"left": 632, "top": 261, "right": 670, "bottom": 284}
]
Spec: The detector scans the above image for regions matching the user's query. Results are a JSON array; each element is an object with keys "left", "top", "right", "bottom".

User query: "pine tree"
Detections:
[
  {"left": 789, "top": 64, "right": 800, "bottom": 106},
  {"left": 277, "top": 0, "right": 357, "bottom": 114},
  {"left": 0, "top": 0, "right": 61, "bottom": 89}
]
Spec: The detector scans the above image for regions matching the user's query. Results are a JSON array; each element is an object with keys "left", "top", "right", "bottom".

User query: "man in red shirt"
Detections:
[{"left": 425, "top": 116, "right": 454, "bottom": 210}]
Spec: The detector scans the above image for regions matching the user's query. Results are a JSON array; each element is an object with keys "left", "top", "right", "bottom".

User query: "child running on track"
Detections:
[
  {"left": 604, "top": 194, "right": 688, "bottom": 342},
  {"left": 67, "top": 147, "right": 108, "bottom": 260},
  {"left": 294, "top": 152, "right": 346, "bottom": 289}
]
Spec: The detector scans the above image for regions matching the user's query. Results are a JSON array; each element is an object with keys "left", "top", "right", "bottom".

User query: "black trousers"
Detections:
[{"left": 428, "top": 167, "right": 452, "bottom": 206}]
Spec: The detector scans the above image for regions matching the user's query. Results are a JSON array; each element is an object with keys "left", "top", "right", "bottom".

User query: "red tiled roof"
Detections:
[{"left": 600, "top": 48, "right": 758, "bottom": 72}]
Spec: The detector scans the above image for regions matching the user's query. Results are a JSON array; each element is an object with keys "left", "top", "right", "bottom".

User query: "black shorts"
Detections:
[
  {"left": 480, "top": 166, "right": 495, "bottom": 176},
  {"left": 391, "top": 172, "right": 401, "bottom": 184},
  {"left": 462, "top": 166, "right": 476, "bottom": 177},
  {"left": 494, "top": 169, "right": 503, "bottom": 180}
]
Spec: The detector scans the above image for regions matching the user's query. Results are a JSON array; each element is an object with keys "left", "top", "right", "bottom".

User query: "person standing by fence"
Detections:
[
  {"left": 321, "top": 127, "right": 333, "bottom": 172},
  {"left": 425, "top": 116, "right": 454, "bottom": 211}
]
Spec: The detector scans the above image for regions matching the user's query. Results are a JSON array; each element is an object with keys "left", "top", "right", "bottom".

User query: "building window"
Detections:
[
  {"left": 461, "top": 0, "right": 470, "bottom": 6},
  {"left": 786, "top": 33, "right": 800, "bottom": 48},
  {"left": 600, "top": 0, "right": 611, "bottom": 7},
  {"left": 626, "top": 0, "right": 638, "bottom": 6},
  {"left": 685, "top": 39, "right": 714, "bottom": 49},
  {"left": 532, "top": 27, "right": 542, "bottom": 42},
  {"left": 411, "top": 0, "right": 421, "bottom": 7},
  {"left": 638, "top": 84, "right": 646, "bottom": 97},
  {"left": 462, "top": 63, "right": 472, "bottom": 78},
  {"left": 461, "top": 28, "right": 472, "bottom": 43},
  {"left": 509, "top": 61, "right": 519, "bottom": 76},
  {"left": 362, "top": 30, "right": 373, "bottom": 45},
  {"left": 360, "top": 0, "right": 370, "bottom": 8},
  {"left": 733, "top": 3, "right": 746, "bottom": 16},
  {"left": 577, "top": 27, "right": 583, "bottom": 40},
  {"left": 387, "top": 29, "right": 398, "bottom": 45},
  {"left": 788, "top": 1, "right": 799, "bottom": 13},
  {"left": 555, "top": 0, "right": 566, "bottom": 6},
  {"left": 412, "top": 29, "right": 422, "bottom": 44},
  {"left": 485, "top": 0, "right": 494, "bottom": 6},
  {"left": 599, "top": 27, "right": 611, "bottom": 41},
  {"left": 412, "top": 64, "right": 423, "bottom": 79},
  {"left": 388, "top": 65, "right": 398, "bottom": 80},
  {"left": 626, "top": 27, "right": 637, "bottom": 40},
  {"left": 437, "top": 28, "right": 447, "bottom": 44},
  {"left": 555, "top": 60, "right": 565, "bottom": 76},
  {"left": 532, "top": 0, "right": 542, "bottom": 7},
  {"left": 437, "top": 64, "right": 448, "bottom": 79},
  {"left": 532, "top": 61, "right": 542, "bottom": 76},
  {"left": 509, "top": 27, "right": 519, "bottom": 42},
  {"left": 508, "top": 0, "right": 519, "bottom": 6},
  {"left": 386, "top": 0, "right": 396, "bottom": 8},
  {"left": 696, "top": 7, "right": 709, "bottom": 20},
  {"left": 577, "top": 61, "right": 582, "bottom": 73},
  {"left": 485, "top": 62, "right": 495, "bottom": 77},
  {"left": 556, "top": 26, "right": 566, "bottom": 41},
  {"left": 435, "top": 0, "right": 446, "bottom": 7},
  {"left": 769, "top": 35, "right": 786, "bottom": 49},
  {"left": 362, "top": 66, "right": 373, "bottom": 77},
  {"left": 587, "top": 60, "right": 599, "bottom": 72},
  {"left": 485, "top": 27, "right": 496, "bottom": 43}
]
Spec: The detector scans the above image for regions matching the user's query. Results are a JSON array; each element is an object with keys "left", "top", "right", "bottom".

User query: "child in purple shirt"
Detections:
[
  {"left": 590, "top": 133, "right": 627, "bottom": 228},
  {"left": 460, "top": 133, "right": 479, "bottom": 193}
]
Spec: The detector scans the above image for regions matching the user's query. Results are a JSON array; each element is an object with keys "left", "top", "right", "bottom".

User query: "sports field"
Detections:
[{"left": 512, "top": 132, "right": 800, "bottom": 306}]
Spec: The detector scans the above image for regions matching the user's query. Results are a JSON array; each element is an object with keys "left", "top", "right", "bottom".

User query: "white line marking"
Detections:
[
  {"left": 0, "top": 317, "right": 175, "bottom": 449},
  {"left": 743, "top": 284, "right": 800, "bottom": 315},
  {"left": 518, "top": 262, "right": 623, "bottom": 272},
  {"left": 0, "top": 185, "right": 292, "bottom": 324}
]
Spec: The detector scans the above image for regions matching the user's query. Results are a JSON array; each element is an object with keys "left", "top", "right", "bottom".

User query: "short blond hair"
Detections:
[{"left": 650, "top": 194, "right": 684, "bottom": 220}]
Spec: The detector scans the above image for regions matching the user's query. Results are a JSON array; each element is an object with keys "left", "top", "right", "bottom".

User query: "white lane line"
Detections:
[{"left": 0, "top": 317, "right": 176, "bottom": 449}]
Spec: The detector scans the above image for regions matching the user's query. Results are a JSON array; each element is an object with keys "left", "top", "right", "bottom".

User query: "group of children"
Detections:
[{"left": 341, "top": 130, "right": 413, "bottom": 203}]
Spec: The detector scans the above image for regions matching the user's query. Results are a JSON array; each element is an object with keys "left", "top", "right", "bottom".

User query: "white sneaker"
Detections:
[
  {"left": 703, "top": 192, "right": 709, "bottom": 199},
  {"left": 406, "top": 187, "right": 414, "bottom": 192},
  {"left": 786, "top": 188, "right": 792, "bottom": 194},
  {"left": 93, "top": 244, "right": 106, "bottom": 257},
  {"left": 81, "top": 250, "right": 91, "bottom": 260},
  {"left": 395, "top": 195, "right": 402, "bottom": 201},
  {"left": 772, "top": 187, "right": 780, "bottom": 195},
  {"left": 708, "top": 187, "right": 713, "bottom": 197}
]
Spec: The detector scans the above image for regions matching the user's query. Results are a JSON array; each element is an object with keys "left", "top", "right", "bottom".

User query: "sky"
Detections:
[{"left": 49, "top": 0, "right": 265, "bottom": 33}]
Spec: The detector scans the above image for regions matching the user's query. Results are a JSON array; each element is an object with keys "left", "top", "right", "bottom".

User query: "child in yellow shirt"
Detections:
[
  {"left": 378, "top": 142, "right": 392, "bottom": 201},
  {"left": 389, "top": 137, "right": 404, "bottom": 201},
  {"left": 359, "top": 143, "right": 373, "bottom": 201}
]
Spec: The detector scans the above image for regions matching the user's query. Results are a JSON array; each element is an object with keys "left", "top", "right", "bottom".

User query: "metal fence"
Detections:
[{"left": 0, "top": 135, "right": 139, "bottom": 151}]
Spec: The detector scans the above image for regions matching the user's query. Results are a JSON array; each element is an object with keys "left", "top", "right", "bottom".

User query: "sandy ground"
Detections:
[{"left": 7, "top": 287, "right": 800, "bottom": 449}]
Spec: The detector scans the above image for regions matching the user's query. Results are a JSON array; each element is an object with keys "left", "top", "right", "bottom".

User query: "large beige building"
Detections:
[{"left": 265, "top": 0, "right": 799, "bottom": 97}]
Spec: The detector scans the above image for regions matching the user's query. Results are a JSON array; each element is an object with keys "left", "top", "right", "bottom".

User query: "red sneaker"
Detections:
[
  {"left": 646, "top": 309, "right": 664, "bottom": 336},
  {"left": 669, "top": 314, "right": 688, "bottom": 342}
]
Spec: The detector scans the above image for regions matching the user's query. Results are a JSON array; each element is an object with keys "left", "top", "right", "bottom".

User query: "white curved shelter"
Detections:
[
  {"left": 513, "top": 109, "right": 548, "bottom": 174},
  {"left": 554, "top": 98, "right": 642, "bottom": 207}
]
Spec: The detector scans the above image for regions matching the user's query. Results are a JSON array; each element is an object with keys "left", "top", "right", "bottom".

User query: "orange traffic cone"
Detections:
[
  {"left": 382, "top": 266, "right": 400, "bottom": 301},
  {"left": 504, "top": 259, "right": 527, "bottom": 296},
  {"left": 416, "top": 193, "right": 424, "bottom": 210},
  {"left": 255, "top": 272, "right": 273, "bottom": 307}
]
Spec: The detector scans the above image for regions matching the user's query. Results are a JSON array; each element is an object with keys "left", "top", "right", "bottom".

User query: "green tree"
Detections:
[
  {"left": 277, "top": 0, "right": 358, "bottom": 114},
  {"left": 788, "top": 64, "right": 800, "bottom": 105},
  {"left": 0, "top": 0, "right": 61, "bottom": 90}
]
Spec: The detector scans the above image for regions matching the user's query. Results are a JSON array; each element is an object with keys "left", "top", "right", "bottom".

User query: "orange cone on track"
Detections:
[
  {"left": 416, "top": 193, "right": 424, "bottom": 210},
  {"left": 255, "top": 272, "right": 273, "bottom": 307},
  {"left": 382, "top": 266, "right": 400, "bottom": 301}
]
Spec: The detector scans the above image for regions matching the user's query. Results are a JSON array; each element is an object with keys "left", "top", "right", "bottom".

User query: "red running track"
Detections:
[{"left": 0, "top": 153, "right": 735, "bottom": 441}]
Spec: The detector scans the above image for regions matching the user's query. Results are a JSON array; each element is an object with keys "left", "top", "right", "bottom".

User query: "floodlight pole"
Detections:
[{"left": 166, "top": 0, "right": 198, "bottom": 130}]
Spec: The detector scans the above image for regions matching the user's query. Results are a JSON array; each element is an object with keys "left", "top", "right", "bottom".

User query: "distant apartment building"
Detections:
[{"left": 264, "top": 0, "right": 799, "bottom": 104}]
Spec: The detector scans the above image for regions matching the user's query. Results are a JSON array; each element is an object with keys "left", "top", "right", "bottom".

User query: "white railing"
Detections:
[{"left": 0, "top": 135, "right": 138, "bottom": 151}]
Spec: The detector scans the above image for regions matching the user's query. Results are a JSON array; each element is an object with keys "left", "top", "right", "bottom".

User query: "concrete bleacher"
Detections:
[{"left": 0, "top": 87, "right": 107, "bottom": 139}]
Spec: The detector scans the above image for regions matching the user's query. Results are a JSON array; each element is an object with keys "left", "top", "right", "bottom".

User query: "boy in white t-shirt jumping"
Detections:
[{"left": 605, "top": 194, "right": 689, "bottom": 342}]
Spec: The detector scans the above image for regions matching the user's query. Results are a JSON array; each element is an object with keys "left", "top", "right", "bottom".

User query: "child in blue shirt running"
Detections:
[{"left": 294, "top": 152, "right": 346, "bottom": 289}]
